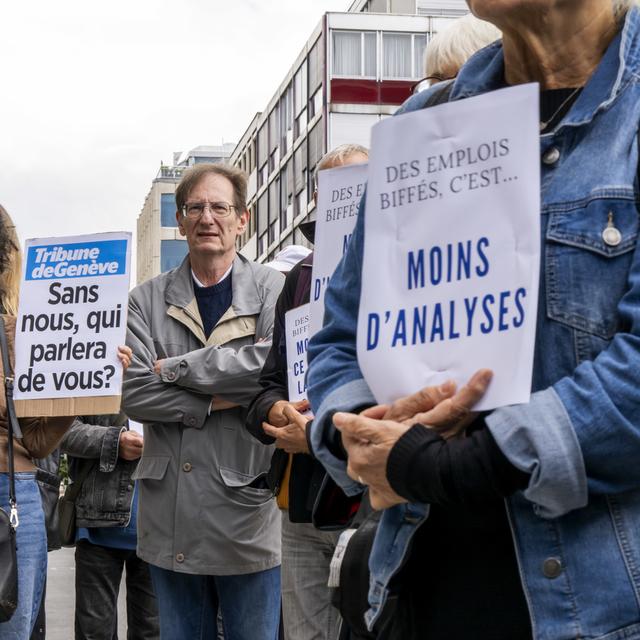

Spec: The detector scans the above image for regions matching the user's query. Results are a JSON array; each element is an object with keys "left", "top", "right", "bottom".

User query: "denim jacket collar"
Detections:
[{"left": 451, "top": 7, "right": 640, "bottom": 132}]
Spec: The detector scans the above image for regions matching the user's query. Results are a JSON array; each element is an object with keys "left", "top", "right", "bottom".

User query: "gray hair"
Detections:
[
  {"left": 424, "top": 14, "right": 501, "bottom": 79},
  {"left": 314, "top": 143, "right": 369, "bottom": 185},
  {"left": 613, "top": 0, "right": 640, "bottom": 16}
]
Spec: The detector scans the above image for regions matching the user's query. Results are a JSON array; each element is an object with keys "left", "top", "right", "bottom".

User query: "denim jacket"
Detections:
[
  {"left": 307, "top": 9, "right": 640, "bottom": 639},
  {"left": 60, "top": 413, "right": 137, "bottom": 528}
]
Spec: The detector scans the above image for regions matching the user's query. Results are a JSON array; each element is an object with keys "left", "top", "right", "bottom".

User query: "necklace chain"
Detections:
[{"left": 539, "top": 87, "right": 581, "bottom": 132}]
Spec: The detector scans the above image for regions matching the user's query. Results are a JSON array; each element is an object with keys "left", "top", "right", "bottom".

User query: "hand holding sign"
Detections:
[
  {"left": 263, "top": 400, "right": 312, "bottom": 454},
  {"left": 335, "top": 369, "right": 492, "bottom": 509}
]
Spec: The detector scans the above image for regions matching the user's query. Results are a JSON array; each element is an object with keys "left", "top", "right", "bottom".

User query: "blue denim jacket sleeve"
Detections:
[{"left": 307, "top": 199, "right": 376, "bottom": 496}]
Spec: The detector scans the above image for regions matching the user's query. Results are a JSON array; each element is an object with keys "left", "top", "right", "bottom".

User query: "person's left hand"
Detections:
[
  {"left": 334, "top": 412, "right": 409, "bottom": 510},
  {"left": 262, "top": 404, "right": 313, "bottom": 454},
  {"left": 153, "top": 359, "right": 164, "bottom": 375},
  {"left": 117, "top": 345, "right": 133, "bottom": 371}
]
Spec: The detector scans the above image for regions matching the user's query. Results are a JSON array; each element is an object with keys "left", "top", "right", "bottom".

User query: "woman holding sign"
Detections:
[
  {"left": 307, "top": 1, "right": 640, "bottom": 639},
  {"left": 0, "top": 206, "right": 132, "bottom": 639},
  {"left": 0, "top": 206, "right": 75, "bottom": 638}
]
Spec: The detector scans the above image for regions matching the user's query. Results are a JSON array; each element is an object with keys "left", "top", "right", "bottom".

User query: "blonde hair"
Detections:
[
  {"left": 0, "top": 205, "right": 21, "bottom": 315},
  {"left": 314, "top": 143, "right": 369, "bottom": 185},
  {"left": 424, "top": 14, "right": 501, "bottom": 79}
]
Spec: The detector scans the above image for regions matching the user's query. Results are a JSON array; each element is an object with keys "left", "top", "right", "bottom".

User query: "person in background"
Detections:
[
  {"left": 412, "top": 13, "right": 501, "bottom": 93},
  {"left": 59, "top": 396, "right": 159, "bottom": 640},
  {"left": 123, "top": 163, "right": 284, "bottom": 640},
  {"left": 307, "top": 0, "right": 640, "bottom": 638},
  {"left": 265, "top": 245, "right": 312, "bottom": 274},
  {"left": 246, "top": 144, "right": 368, "bottom": 640},
  {"left": 0, "top": 205, "right": 75, "bottom": 639}
]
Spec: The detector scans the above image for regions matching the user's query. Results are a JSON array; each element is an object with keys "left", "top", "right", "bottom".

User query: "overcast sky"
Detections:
[{"left": 2, "top": 0, "right": 349, "bottom": 262}]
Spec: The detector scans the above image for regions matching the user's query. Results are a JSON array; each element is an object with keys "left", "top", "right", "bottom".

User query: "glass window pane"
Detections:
[
  {"left": 258, "top": 191, "right": 268, "bottom": 235},
  {"left": 364, "top": 32, "right": 377, "bottom": 77},
  {"left": 160, "top": 240, "right": 188, "bottom": 272},
  {"left": 383, "top": 33, "right": 412, "bottom": 78},
  {"left": 160, "top": 193, "right": 177, "bottom": 227},
  {"left": 308, "top": 35, "right": 323, "bottom": 92},
  {"left": 413, "top": 34, "right": 428, "bottom": 78},
  {"left": 332, "top": 32, "right": 361, "bottom": 77}
]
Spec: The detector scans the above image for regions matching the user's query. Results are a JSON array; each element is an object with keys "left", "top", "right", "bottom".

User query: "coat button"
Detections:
[
  {"left": 542, "top": 147, "right": 560, "bottom": 165},
  {"left": 187, "top": 416, "right": 196, "bottom": 427},
  {"left": 127, "top": 484, "right": 133, "bottom": 491},
  {"left": 183, "top": 462, "right": 192, "bottom": 472},
  {"left": 176, "top": 553, "right": 185, "bottom": 563},
  {"left": 166, "top": 371, "right": 176, "bottom": 381},
  {"left": 542, "top": 557, "right": 563, "bottom": 578}
]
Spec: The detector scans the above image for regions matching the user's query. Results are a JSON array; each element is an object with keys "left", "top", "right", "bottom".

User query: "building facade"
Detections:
[
  {"left": 232, "top": 1, "right": 468, "bottom": 263},
  {"left": 136, "top": 143, "right": 235, "bottom": 284}
]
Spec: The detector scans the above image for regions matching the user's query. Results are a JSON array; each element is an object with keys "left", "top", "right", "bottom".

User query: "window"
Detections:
[
  {"left": 383, "top": 32, "right": 429, "bottom": 79},
  {"left": 295, "top": 108, "right": 307, "bottom": 139},
  {"left": 268, "top": 108, "right": 278, "bottom": 153},
  {"left": 308, "top": 35, "right": 324, "bottom": 94},
  {"left": 258, "top": 191, "right": 268, "bottom": 237},
  {"left": 294, "top": 140, "right": 307, "bottom": 194},
  {"left": 308, "top": 122, "right": 324, "bottom": 178},
  {"left": 309, "top": 89, "right": 323, "bottom": 120},
  {"left": 280, "top": 85, "right": 293, "bottom": 154},
  {"left": 257, "top": 124, "right": 268, "bottom": 169},
  {"left": 332, "top": 31, "right": 376, "bottom": 78},
  {"left": 294, "top": 64, "right": 307, "bottom": 116},
  {"left": 160, "top": 193, "right": 177, "bottom": 227},
  {"left": 160, "top": 240, "right": 188, "bottom": 272},
  {"left": 414, "top": 34, "right": 428, "bottom": 77}
]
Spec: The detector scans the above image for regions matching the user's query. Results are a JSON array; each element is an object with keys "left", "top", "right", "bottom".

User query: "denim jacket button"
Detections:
[
  {"left": 183, "top": 462, "right": 192, "bottom": 472},
  {"left": 176, "top": 553, "right": 185, "bottom": 563},
  {"left": 542, "top": 147, "right": 561, "bottom": 165},
  {"left": 542, "top": 557, "right": 563, "bottom": 578}
]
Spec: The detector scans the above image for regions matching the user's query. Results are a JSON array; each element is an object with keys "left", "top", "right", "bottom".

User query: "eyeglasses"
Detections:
[
  {"left": 411, "top": 74, "right": 456, "bottom": 95},
  {"left": 181, "top": 201, "right": 237, "bottom": 219}
]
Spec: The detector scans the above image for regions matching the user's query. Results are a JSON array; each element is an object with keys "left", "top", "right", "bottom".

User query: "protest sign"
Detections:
[
  {"left": 357, "top": 84, "right": 540, "bottom": 411},
  {"left": 14, "top": 232, "right": 131, "bottom": 417},
  {"left": 285, "top": 303, "right": 310, "bottom": 402},
  {"left": 310, "top": 162, "right": 368, "bottom": 336}
]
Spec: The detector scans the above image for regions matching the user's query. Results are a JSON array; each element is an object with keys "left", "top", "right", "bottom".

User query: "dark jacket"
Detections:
[
  {"left": 246, "top": 254, "right": 326, "bottom": 522},
  {"left": 60, "top": 412, "right": 137, "bottom": 528}
]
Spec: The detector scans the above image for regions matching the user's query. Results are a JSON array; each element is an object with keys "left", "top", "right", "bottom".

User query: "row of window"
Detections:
[{"left": 332, "top": 30, "right": 428, "bottom": 81}]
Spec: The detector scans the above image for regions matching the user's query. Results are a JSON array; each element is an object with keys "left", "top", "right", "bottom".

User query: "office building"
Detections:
[{"left": 232, "top": 1, "right": 468, "bottom": 262}]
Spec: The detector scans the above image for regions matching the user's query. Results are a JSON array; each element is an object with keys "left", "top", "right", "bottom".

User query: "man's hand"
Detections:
[
  {"left": 362, "top": 369, "right": 492, "bottom": 439},
  {"left": 119, "top": 430, "right": 144, "bottom": 461},
  {"left": 153, "top": 359, "right": 164, "bottom": 375},
  {"left": 263, "top": 401, "right": 312, "bottom": 454},
  {"left": 334, "top": 412, "right": 408, "bottom": 510},
  {"left": 267, "top": 399, "right": 310, "bottom": 428}
]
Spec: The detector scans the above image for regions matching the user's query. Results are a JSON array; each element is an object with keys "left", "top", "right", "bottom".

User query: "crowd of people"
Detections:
[{"left": 3, "top": 0, "right": 640, "bottom": 639}]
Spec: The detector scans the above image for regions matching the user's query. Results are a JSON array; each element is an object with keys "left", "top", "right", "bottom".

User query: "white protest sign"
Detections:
[
  {"left": 14, "top": 232, "right": 131, "bottom": 414},
  {"left": 310, "top": 163, "right": 368, "bottom": 336},
  {"left": 357, "top": 84, "right": 540, "bottom": 411},
  {"left": 285, "top": 303, "right": 311, "bottom": 402}
]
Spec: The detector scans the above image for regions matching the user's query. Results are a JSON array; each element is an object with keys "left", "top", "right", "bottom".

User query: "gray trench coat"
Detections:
[{"left": 122, "top": 254, "right": 284, "bottom": 575}]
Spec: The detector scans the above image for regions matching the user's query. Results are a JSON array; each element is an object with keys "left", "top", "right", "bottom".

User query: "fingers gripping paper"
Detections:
[
  {"left": 357, "top": 85, "right": 540, "bottom": 411},
  {"left": 13, "top": 232, "right": 131, "bottom": 416}
]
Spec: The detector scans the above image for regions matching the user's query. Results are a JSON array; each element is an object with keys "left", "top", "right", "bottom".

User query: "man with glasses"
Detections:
[{"left": 123, "top": 163, "right": 284, "bottom": 640}]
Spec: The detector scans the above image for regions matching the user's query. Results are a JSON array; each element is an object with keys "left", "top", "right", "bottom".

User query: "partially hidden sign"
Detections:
[
  {"left": 357, "top": 84, "right": 540, "bottom": 411},
  {"left": 285, "top": 303, "right": 310, "bottom": 403},
  {"left": 14, "top": 231, "right": 131, "bottom": 416},
  {"left": 310, "top": 162, "right": 368, "bottom": 336}
]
